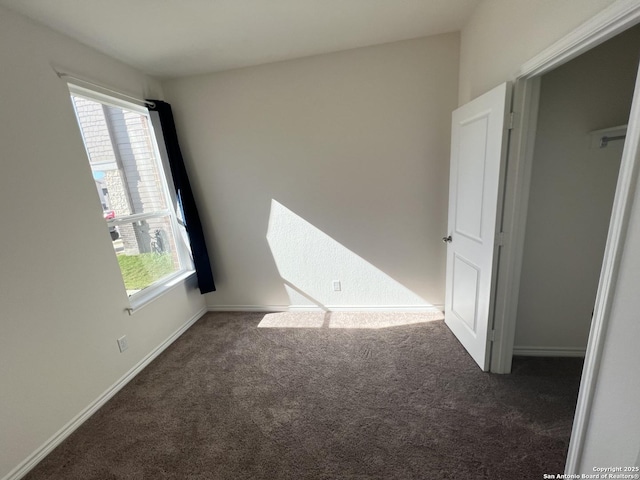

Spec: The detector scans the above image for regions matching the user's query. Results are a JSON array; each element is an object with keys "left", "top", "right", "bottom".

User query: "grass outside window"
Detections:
[{"left": 117, "top": 253, "right": 175, "bottom": 291}]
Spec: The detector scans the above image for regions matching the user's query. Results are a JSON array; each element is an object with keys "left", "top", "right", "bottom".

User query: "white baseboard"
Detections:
[
  {"left": 207, "top": 304, "right": 445, "bottom": 313},
  {"left": 3, "top": 307, "right": 207, "bottom": 480},
  {"left": 513, "top": 345, "right": 587, "bottom": 357},
  {"left": 207, "top": 305, "right": 290, "bottom": 312}
]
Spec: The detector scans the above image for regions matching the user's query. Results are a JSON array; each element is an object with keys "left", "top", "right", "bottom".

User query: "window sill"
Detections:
[{"left": 126, "top": 269, "right": 197, "bottom": 315}]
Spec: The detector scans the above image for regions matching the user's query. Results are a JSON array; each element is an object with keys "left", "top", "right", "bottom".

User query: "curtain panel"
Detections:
[{"left": 147, "top": 100, "right": 216, "bottom": 294}]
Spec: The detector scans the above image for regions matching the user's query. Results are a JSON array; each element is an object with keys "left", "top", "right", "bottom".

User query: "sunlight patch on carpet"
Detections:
[{"left": 258, "top": 311, "right": 444, "bottom": 329}]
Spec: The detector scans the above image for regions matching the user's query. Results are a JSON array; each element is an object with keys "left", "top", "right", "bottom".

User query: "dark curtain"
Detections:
[{"left": 147, "top": 100, "right": 216, "bottom": 294}]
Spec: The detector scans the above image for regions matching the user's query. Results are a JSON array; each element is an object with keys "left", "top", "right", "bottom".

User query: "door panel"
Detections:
[
  {"left": 456, "top": 115, "right": 490, "bottom": 241},
  {"left": 451, "top": 253, "right": 480, "bottom": 333},
  {"left": 444, "top": 82, "right": 511, "bottom": 371}
]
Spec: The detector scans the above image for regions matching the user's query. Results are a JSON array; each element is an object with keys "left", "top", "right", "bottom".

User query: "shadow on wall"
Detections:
[{"left": 265, "top": 199, "right": 438, "bottom": 311}]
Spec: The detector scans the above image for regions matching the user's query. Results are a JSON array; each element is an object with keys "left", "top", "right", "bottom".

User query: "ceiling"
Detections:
[{"left": 0, "top": 0, "right": 480, "bottom": 79}]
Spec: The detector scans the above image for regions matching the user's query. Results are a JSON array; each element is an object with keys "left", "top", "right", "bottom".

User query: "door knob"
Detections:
[{"left": 442, "top": 235, "right": 452, "bottom": 243}]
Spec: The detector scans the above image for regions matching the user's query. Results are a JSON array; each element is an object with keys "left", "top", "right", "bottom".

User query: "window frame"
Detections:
[{"left": 68, "top": 84, "right": 195, "bottom": 311}]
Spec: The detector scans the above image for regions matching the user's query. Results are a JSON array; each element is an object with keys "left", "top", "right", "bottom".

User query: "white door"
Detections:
[{"left": 444, "top": 82, "right": 511, "bottom": 371}]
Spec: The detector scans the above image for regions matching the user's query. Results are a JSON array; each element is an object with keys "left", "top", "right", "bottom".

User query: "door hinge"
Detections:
[
  {"left": 508, "top": 111, "right": 517, "bottom": 130},
  {"left": 490, "top": 329, "right": 496, "bottom": 342},
  {"left": 495, "top": 232, "right": 505, "bottom": 247}
]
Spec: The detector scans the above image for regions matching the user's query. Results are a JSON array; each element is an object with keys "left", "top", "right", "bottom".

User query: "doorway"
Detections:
[
  {"left": 490, "top": 5, "right": 640, "bottom": 473},
  {"left": 513, "top": 25, "right": 640, "bottom": 358}
]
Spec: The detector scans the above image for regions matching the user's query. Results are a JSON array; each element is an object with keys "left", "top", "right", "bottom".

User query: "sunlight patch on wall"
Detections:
[{"left": 266, "top": 199, "right": 437, "bottom": 310}]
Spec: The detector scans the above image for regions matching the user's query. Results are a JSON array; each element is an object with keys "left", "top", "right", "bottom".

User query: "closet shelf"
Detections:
[{"left": 589, "top": 125, "right": 627, "bottom": 148}]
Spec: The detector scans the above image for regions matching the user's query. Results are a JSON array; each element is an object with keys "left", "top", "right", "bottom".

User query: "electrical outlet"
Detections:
[
  {"left": 117, "top": 335, "right": 129, "bottom": 353},
  {"left": 332, "top": 280, "right": 342, "bottom": 292}
]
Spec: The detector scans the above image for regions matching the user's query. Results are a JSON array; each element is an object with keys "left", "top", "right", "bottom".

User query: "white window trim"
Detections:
[
  {"left": 69, "top": 84, "right": 150, "bottom": 115},
  {"left": 68, "top": 84, "right": 196, "bottom": 312},
  {"left": 126, "top": 269, "right": 197, "bottom": 314}
]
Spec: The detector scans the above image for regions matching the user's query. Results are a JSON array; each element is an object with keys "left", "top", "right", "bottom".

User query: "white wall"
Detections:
[
  {"left": 514, "top": 26, "right": 640, "bottom": 352},
  {"left": 162, "top": 34, "right": 460, "bottom": 311},
  {"left": 458, "top": 0, "right": 618, "bottom": 104},
  {"left": 0, "top": 7, "right": 206, "bottom": 479},
  {"left": 460, "top": 0, "right": 640, "bottom": 470}
]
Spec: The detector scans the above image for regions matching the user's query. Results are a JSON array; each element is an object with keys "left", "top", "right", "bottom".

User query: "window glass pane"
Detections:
[
  {"left": 73, "top": 96, "right": 168, "bottom": 217},
  {"left": 109, "top": 216, "right": 182, "bottom": 296}
]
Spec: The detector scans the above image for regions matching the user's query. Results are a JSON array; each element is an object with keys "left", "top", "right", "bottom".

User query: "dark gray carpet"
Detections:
[{"left": 25, "top": 312, "right": 582, "bottom": 480}]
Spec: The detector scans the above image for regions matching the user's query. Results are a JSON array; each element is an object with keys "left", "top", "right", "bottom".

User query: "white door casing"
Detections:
[{"left": 444, "top": 82, "right": 511, "bottom": 371}]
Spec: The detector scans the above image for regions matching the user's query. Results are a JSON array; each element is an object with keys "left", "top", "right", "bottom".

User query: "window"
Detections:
[{"left": 69, "top": 85, "right": 194, "bottom": 306}]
